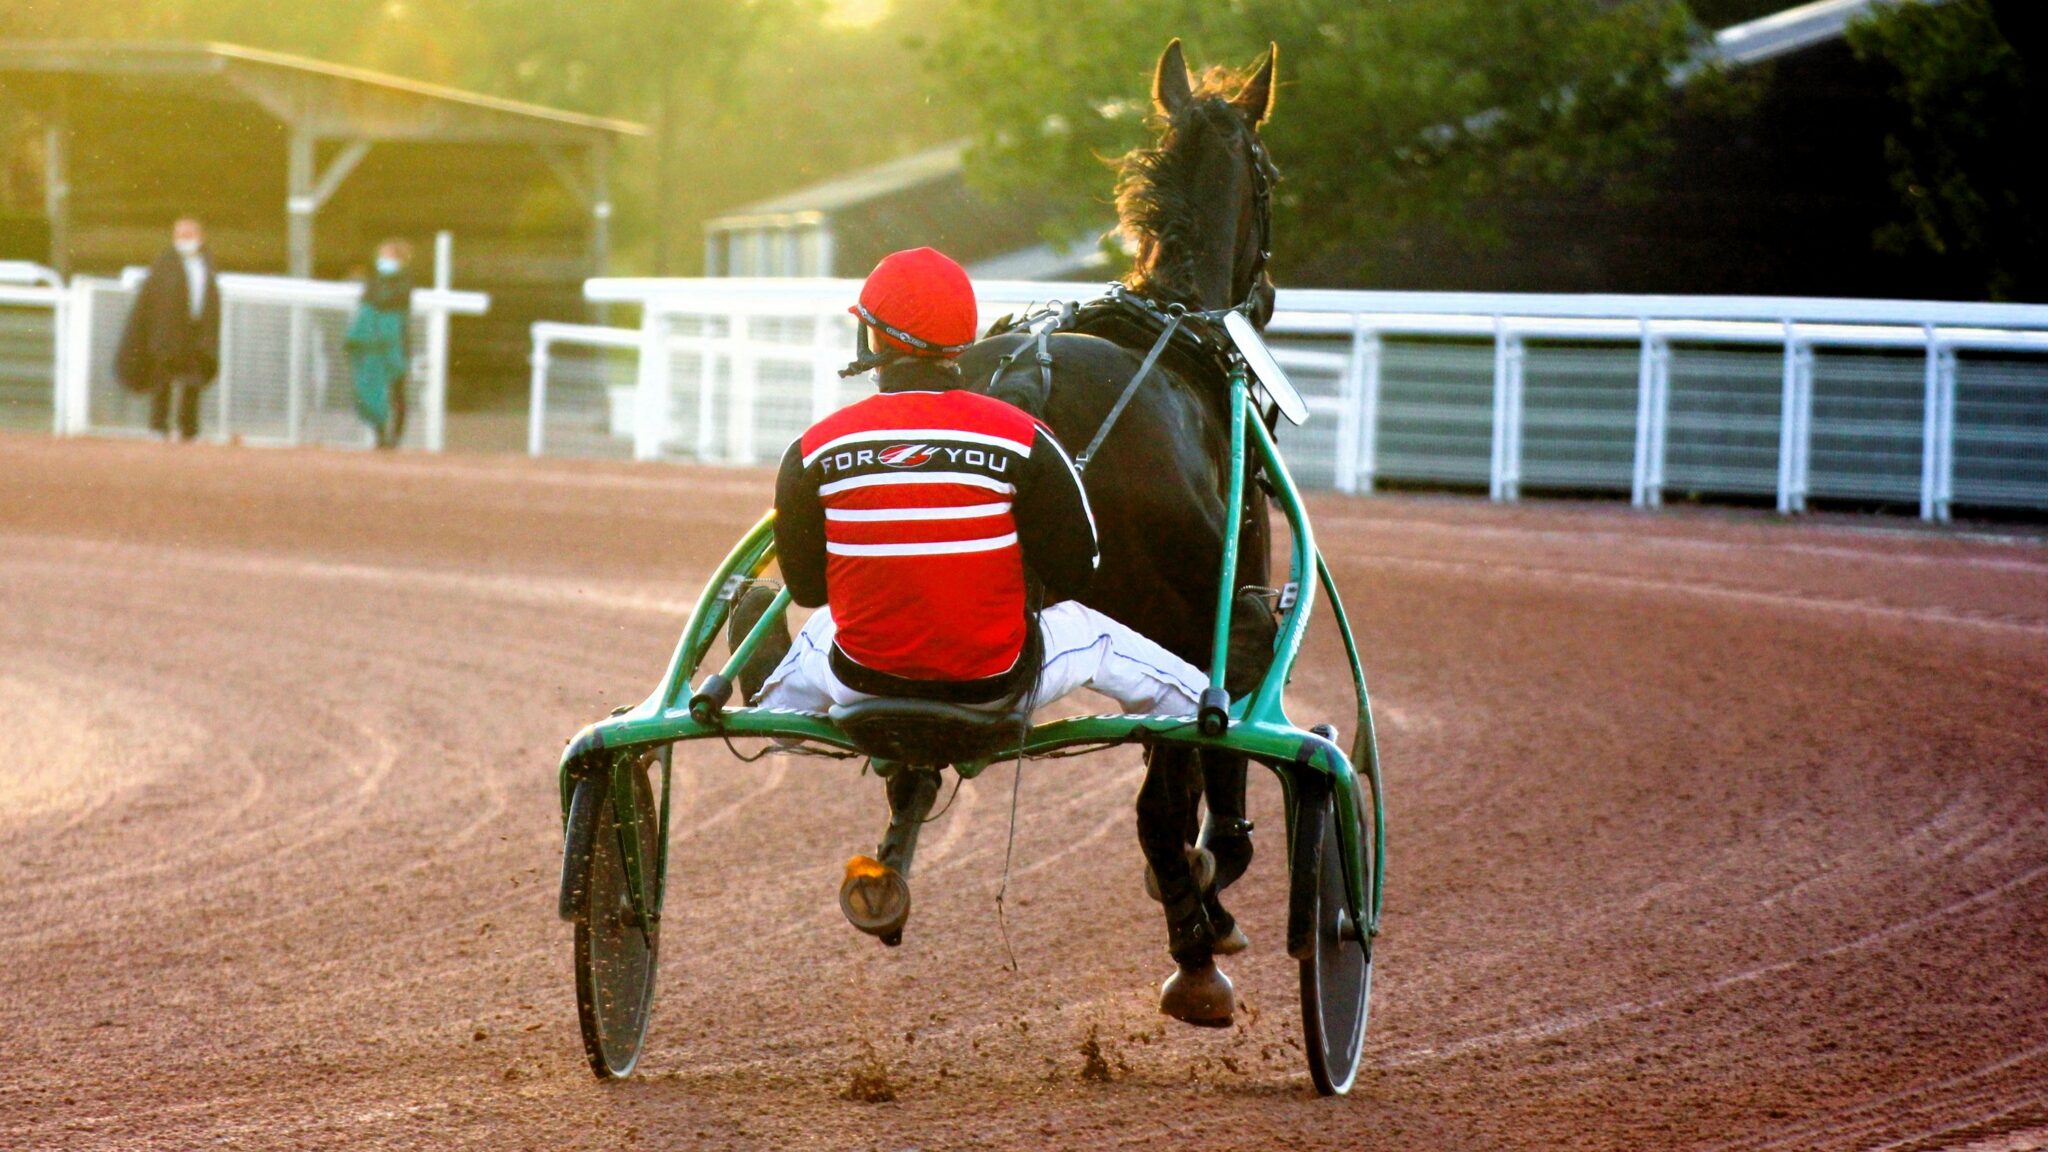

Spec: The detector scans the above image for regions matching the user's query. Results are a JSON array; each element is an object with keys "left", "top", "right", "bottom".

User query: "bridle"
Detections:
[{"left": 1238, "top": 128, "right": 1276, "bottom": 311}]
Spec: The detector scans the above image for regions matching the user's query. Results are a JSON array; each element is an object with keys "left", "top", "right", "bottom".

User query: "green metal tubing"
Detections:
[
  {"left": 1242, "top": 408, "right": 1378, "bottom": 933},
  {"left": 1315, "top": 550, "right": 1387, "bottom": 934},
  {"left": 1205, "top": 372, "right": 1251, "bottom": 690},
  {"left": 610, "top": 750, "right": 655, "bottom": 937},
  {"left": 655, "top": 512, "right": 778, "bottom": 713},
  {"left": 1240, "top": 402, "right": 1320, "bottom": 729},
  {"left": 653, "top": 744, "right": 674, "bottom": 917}
]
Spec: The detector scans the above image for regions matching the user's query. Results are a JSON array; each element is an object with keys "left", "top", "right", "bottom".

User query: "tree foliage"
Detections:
[
  {"left": 928, "top": 0, "right": 1702, "bottom": 283},
  {"left": 1848, "top": 0, "right": 2045, "bottom": 300}
]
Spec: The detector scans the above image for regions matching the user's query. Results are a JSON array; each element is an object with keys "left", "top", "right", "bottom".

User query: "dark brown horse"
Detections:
[{"left": 956, "top": 39, "right": 1280, "bottom": 1024}]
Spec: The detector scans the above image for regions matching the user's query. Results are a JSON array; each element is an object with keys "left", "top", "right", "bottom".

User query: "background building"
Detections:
[{"left": 0, "top": 41, "right": 643, "bottom": 392}]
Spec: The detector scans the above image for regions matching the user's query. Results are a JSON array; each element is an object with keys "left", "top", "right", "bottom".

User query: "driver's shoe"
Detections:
[
  {"left": 839, "top": 855, "right": 910, "bottom": 947},
  {"left": 1225, "top": 587, "right": 1281, "bottom": 698},
  {"left": 726, "top": 582, "right": 792, "bottom": 704}
]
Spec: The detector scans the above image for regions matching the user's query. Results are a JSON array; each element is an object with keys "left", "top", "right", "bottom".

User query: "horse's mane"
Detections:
[{"left": 1115, "top": 65, "right": 1261, "bottom": 305}]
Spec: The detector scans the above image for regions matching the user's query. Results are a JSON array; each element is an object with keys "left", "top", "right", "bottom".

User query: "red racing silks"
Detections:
[{"left": 797, "top": 389, "right": 1041, "bottom": 681}]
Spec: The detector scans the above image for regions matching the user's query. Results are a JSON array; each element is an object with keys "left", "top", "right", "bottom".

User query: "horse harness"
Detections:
[
  {"left": 985, "top": 284, "right": 1273, "bottom": 474},
  {"left": 986, "top": 125, "right": 1279, "bottom": 470}
]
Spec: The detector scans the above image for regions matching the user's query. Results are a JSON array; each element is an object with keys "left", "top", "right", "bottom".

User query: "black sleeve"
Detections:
[
  {"left": 772, "top": 439, "right": 830, "bottom": 608},
  {"left": 1013, "top": 426, "right": 1099, "bottom": 602}
]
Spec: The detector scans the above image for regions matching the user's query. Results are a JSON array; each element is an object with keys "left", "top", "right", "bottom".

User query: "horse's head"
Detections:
[{"left": 1118, "top": 39, "right": 1279, "bottom": 323}]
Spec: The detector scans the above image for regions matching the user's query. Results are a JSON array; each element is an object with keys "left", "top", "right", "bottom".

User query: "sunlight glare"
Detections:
[{"left": 823, "top": 0, "right": 892, "bottom": 29}]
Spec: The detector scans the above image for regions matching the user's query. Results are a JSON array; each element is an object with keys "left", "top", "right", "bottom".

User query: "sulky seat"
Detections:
[{"left": 828, "top": 697, "right": 1031, "bottom": 767}]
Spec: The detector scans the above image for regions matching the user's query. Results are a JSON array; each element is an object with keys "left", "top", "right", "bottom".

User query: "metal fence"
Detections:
[
  {"left": 3, "top": 252, "right": 486, "bottom": 451},
  {"left": 0, "top": 262, "right": 67, "bottom": 434},
  {"left": 526, "top": 279, "right": 2048, "bottom": 522}
]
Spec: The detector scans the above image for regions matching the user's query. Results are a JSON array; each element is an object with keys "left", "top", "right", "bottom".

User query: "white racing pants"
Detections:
[{"left": 756, "top": 601, "right": 1209, "bottom": 717}]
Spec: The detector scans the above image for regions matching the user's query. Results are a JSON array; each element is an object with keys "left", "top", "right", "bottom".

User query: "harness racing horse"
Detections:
[{"left": 957, "top": 39, "right": 1282, "bottom": 1023}]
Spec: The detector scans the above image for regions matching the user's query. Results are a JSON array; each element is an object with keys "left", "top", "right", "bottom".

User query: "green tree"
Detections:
[
  {"left": 928, "top": 0, "right": 1701, "bottom": 283},
  {"left": 1849, "top": 0, "right": 2045, "bottom": 300}
]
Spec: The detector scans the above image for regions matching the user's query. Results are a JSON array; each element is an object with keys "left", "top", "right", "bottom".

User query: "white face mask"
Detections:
[
  {"left": 375, "top": 256, "right": 402, "bottom": 276},
  {"left": 174, "top": 238, "right": 202, "bottom": 257}
]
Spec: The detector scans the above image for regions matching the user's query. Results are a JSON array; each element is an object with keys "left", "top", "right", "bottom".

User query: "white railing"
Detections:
[
  {"left": 535, "top": 278, "right": 2048, "bottom": 522},
  {"left": 8, "top": 248, "right": 486, "bottom": 451},
  {"left": 1, "top": 262, "right": 69, "bottom": 435}
]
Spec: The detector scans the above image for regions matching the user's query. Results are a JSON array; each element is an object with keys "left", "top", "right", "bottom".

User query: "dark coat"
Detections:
[{"left": 116, "top": 247, "right": 221, "bottom": 393}]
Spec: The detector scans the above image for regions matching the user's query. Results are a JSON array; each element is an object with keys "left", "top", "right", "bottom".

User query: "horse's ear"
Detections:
[
  {"left": 1153, "top": 38, "right": 1194, "bottom": 118},
  {"left": 1233, "top": 43, "right": 1278, "bottom": 125}
]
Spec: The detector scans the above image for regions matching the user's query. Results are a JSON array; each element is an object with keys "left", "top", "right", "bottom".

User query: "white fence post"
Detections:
[
  {"left": 1920, "top": 325, "right": 1941, "bottom": 522},
  {"left": 1356, "top": 326, "right": 1382, "bottom": 495},
  {"left": 1935, "top": 345, "right": 1957, "bottom": 523},
  {"left": 61, "top": 280, "right": 93, "bottom": 435},
  {"left": 529, "top": 327, "right": 551, "bottom": 458},
  {"left": 1632, "top": 321, "right": 1670, "bottom": 509},
  {"left": 423, "top": 230, "right": 454, "bottom": 452},
  {"left": 1333, "top": 316, "right": 1367, "bottom": 495},
  {"left": 215, "top": 299, "right": 236, "bottom": 441},
  {"left": 1490, "top": 319, "right": 1524, "bottom": 502},
  {"left": 1777, "top": 322, "right": 1813, "bottom": 514},
  {"left": 286, "top": 303, "right": 308, "bottom": 444},
  {"left": 633, "top": 307, "right": 671, "bottom": 461}
]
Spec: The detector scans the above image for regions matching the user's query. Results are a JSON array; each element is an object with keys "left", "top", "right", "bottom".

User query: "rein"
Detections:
[{"left": 1076, "top": 307, "right": 1181, "bottom": 472}]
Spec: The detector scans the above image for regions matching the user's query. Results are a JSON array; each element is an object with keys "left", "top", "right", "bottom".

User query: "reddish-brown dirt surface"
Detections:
[{"left": 3, "top": 432, "right": 2046, "bottom": 1151}]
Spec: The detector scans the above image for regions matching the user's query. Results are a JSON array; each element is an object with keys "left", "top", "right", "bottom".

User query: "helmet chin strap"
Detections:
[{"left": 840, "top": 321, "right": 899, "bottom": 379}]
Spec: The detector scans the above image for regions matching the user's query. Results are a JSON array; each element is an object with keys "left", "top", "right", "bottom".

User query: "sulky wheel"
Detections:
[
  {"left": 1289, "top": 769, "right": 1373, "bottom": 1096},
  {"left": 568, "top": 754, "right": 662, "bottom": 1079}
]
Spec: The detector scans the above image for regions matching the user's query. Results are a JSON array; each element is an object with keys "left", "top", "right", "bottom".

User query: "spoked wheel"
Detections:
[
  {"left": 1290, "top": 774, "right": 1373, "bottom": 1096},
  {"left": 568, "top": 754, "right": 661, "bottom": 1079}
]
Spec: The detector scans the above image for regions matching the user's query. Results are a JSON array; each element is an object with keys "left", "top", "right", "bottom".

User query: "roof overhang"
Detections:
[{"left": 0, "top": 40, "right": 645, "bottom": 143}]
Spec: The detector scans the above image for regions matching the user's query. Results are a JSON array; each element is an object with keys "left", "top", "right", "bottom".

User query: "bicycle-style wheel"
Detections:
[
  {"left": 569, "top": 755, "right": 661, "bottom": 1078},
  {"left": 1291, "top": 777, "right": 1373, "bottom": 1096}
]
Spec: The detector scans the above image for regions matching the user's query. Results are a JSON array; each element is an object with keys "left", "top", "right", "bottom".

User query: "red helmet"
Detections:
[{"left": 850, "top": 248, "right": 978, "bottom": 358}]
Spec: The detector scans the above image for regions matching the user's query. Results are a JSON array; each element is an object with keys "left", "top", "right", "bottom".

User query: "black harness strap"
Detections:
[
  {"left": 988, "top": 326, "right": 1054, "bottom": 404},
  {"left": 1075, "top": 309, "right": 1182, "bottom": 473}
]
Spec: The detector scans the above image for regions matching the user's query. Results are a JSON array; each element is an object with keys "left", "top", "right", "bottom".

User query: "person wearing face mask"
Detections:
[
  {"left": 345, "top": 239, "right": 414, "bottom": 449},
  {"left": 115, "top": 217, "right": 221, "bottom": 442}
]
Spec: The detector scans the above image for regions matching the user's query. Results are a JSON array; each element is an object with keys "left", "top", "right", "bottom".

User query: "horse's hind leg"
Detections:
[
  {"left": 1199, "top": 750, "right": 1254, "bottom": 951},
  {"left": 1139, "top": 745, "right": 1236, "bottom": 1026}
]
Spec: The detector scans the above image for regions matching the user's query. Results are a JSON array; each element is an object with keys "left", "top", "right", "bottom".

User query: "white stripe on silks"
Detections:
[
  {"left": 818, "top": 472, "right": 1016, "bottom": 497},
  {"left": 825, "top": 502, "right": 1011, "bottom": 522},
  {"left": 826, "top": 533, "right": 1019, "bottom": 558},
  {"left": 1037, "top": 431, "right": 1102, "bottom": 571},
  {"left": 802, "top": 428, "right": 1034, "bottom": 467}
]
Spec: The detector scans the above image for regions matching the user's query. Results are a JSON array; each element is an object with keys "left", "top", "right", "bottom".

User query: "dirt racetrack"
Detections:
[{"left": 3, "top": 431, "right": 2046, "bottom": 1151}]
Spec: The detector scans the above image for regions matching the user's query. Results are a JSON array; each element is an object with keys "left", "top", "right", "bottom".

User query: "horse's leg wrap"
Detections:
[
  {"left": 877, "top": 765, "right": 942, "bottom": 878},
  {"left": 1139, "top": 747, "right": 1215, "bottom": 966},
  {"left": 1199, "top": 754, "right": 1255, "bottom": 890}
]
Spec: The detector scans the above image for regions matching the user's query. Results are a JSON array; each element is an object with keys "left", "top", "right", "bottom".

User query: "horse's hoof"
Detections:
[
  {"left": 839, "top": 855, "right": 910, "bottom": 941},
  {"left": 1213, "top": 923, "right": 1250, "bottom": 955},
  {"left": 1143, "top": 846, "right": 1217, "bottom": 902},
  {"left": 1159, "top": 962, "right": 1235, "bottom": 1028}
]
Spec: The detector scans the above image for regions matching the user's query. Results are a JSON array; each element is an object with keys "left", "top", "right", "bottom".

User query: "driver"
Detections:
[{"left": 735, "top": 246, "right": 1208, "bottom": 721}]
